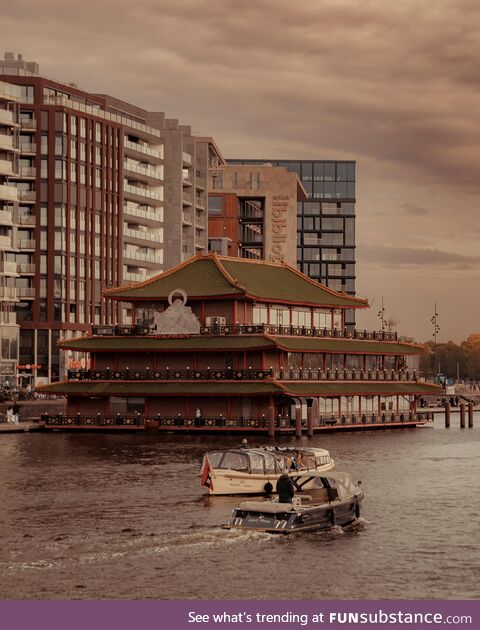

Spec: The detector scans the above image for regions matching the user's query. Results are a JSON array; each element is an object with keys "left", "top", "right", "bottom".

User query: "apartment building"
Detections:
[
  {"left": 228, "top": 159, "right": 357, "bottom": 328},
  {"left": 0, "top": 79, "right": 21, "bottom": 384},
  {"left": 0, "top": 52, "right": 221, "bottom": 383}
]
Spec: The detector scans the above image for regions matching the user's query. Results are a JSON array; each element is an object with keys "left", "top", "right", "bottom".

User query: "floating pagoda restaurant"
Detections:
[{"left": 41, "top": 254, "right": 440, "bottom": 434}]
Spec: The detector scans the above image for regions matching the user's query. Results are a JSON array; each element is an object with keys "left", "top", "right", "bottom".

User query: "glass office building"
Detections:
[{"left": 227, "top": 159, "right": 356, "bottom": 327}]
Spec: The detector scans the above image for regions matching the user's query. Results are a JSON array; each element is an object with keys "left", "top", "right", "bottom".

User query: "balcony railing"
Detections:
[
  {"left": 0, "top": 311, "right": 17, "bottom": 324},
  {"left": 18, "top": 239, "right": 36, "bottom": 250},
  {"left": 68, "top": 368, "right": 272, "bottom": 381},
  {"left": 19, "top": 142, "right": 36, "bottom": 153},
  {"left": 182, "top": 152, "right": 192, "bottom": 165},
  {"left": 123, "top": 250, "right": 163, "bottom": 264},
  {"left": 0, "top": 208, "right": 13, "bottom": 224},
  {"left": 123, "top": 203, "right": 162, "bottom": 223},
  {"left": 19, "top": 190, "right": 36, "bottom": 202},
  {"left": 42, "top": 411, "right": 434, "bottom": 430},
  {"left": 124, "top": 160, "right": 162, "bottom": 181},
  {"left": 17, "top": 287, "right": 35, "bottom": 298},
  {"left": 123, "top": 227, "right": 161, "bottom": 243},
  {"left": 18, "top": 262, "right": 35, "bottom": 273},
  {"left": 0, "top": 261, "right": 18, "bottom": 274},
  {"left": 20, "top": 118, "right": 36, "bottom": 130},
  {"left": 0, "top": 109, "right": 15, "bottom": 125},
  {"left": 124, "top": 140, "right": 162, "bottom": 160},
  {"left": 0, "top": 184, "right": 18, "bottom": 202},
  {"left": 124, "top": 183, "right": 162, "bottom": 202},
  {"left": 66, "top": 367, "right": 416, "bottom": 382},
  {"left": 91, "top": 323, "right": 399, "bottom": 341},
  {"left": 0, "top": 286, "right": 17, "bottom": 299},
  {"left": 0, "top": 158, "right": 15, "bottom": 175},
  {"left": 0, "top": 135, "right": 18, "bottom": 151}
]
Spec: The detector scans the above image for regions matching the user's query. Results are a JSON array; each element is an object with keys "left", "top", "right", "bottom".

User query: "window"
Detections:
[
  {"left": 314, "top": 309, "right": 331, "bottom": 329},
  {"left": 252, "top": 305, "right": 268, "bottom": 325},
  {"left": 291, "top": 309, "right": 311, "bottom": 327},
  {"left": 208, "top": 196, "right": 222, "bottom": 214},
  {"left": 270, "top": 306, "right": 290, "bottom": 326}
]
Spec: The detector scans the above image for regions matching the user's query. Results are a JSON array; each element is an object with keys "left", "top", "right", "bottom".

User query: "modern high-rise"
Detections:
[
  {"left": 0, "top": 79, "right": 21, "bottom": 384},
  {"left": 0, "top": 52, "right": 221, "bottom": 383},
  {"left": 228, "top": 159, "right": 356, "bottom": 327}
]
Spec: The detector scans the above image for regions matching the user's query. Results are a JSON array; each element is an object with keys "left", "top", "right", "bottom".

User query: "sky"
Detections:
[{"left": 1, "top": 0, "right": 479, "bottom": 343}]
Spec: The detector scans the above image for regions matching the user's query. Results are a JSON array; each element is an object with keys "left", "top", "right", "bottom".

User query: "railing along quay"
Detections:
[
  {"left": 41, "top": 411, "right": 434, "bottom": 430},
  {"left": 91, "top": 323, "right": 399, "bottom": 341},
  {"left": 67, "top": 368, "right": 417, "bottom": 382}
]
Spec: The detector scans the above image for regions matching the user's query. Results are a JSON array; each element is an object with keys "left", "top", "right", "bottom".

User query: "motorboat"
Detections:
[
  {"left": 223, "top": 472, "right": 363, "bottom": 534},
  {"left": 200, "top": 445, "right": 335, "bottom": 496}
]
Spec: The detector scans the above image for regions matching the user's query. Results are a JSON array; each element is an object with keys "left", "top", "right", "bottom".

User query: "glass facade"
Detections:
[{"left": 228, "top": 160, "right": 356, "bottom": 327}]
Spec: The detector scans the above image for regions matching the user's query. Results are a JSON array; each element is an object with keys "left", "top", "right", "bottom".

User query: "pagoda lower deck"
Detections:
[{"left": 41, "top": 410, "right": 434, "bottom": 434}]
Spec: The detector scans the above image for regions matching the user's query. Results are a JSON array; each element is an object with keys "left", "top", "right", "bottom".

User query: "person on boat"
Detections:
[
  {"left": 276, "top": 473, "right": 295, "bottom": 503},
  {"left": 240, "top": 438, "right": 248, "bottom": 449}
]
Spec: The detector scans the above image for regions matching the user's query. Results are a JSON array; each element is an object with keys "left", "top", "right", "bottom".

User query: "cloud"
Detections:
[{"left": 358, "top": 244, "right": 480, "bottom": 269}]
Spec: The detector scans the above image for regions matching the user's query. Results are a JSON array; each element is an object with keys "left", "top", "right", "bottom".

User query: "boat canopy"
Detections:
[
  {"left": 205, "top": 449, "right": 289, "bottom": 474},
  {"left": 314, "top": 472, "right": 359, "bottom": 500}
]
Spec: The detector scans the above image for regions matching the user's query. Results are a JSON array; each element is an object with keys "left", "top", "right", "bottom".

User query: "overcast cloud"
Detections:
[{"left": 1, "top": 0, "right": 479, "bottom": 341}]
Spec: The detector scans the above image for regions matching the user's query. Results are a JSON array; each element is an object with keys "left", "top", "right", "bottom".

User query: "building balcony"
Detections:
[
  {"left": 0, "top": 286, "right": 17, "bottom": 300},
  {"left": 123, "top": 249, "right": 163, "bottom": 266},
  {"left": 182, "top": 192, "right": 193, "bottom": 206},
  {"left": 19, "top": 142, "right": 36, "bottom": 154},
  {"left": 182, "top": 175, "right": 192, "bottom": 187},
  {"left": 16, "top": 213, "right": 36, "bottom": 226},
  {"left": 195, "top": 241, "right": 206, "bottom": 250},
  {"left": 0, "top": 260, "right": 18, "bottom": 275},
  {"left": 196, "top": 217, "right": 206, "bottom": 229},
  {"left": 0, "top": 234, "right": 13, "bottom": 248},
  {"left": 0, "top": 109, "right": 17, "bottom": 126},
  {"left": 0, "top": 311, "right": 17, "bottom": 324},
  {"left": 0, "top": 82, "right": 21, "bottom": 102},
  {"left": 123, "top": 160, "right": 163, "bottom": 183},
  {"left": 18, "top": 262, "right": 35, "bottom": 274},
  {"left": 19, "top": 190, "right": 36, "bottom": 203},
  {"left": 0, "top": 184, "right": 18, "bottom": 202},
  {"left": 0, "top": 135, "right": 19, "bottom": 152},
  {"left": 123, "top": 183, "right": 163, "bottom": 204},
  {"left": 182, "top": 152, "right": 192, "bottom": 166},
  {"left": 0, "top": 158, "right": 15, "bottom": 176},
  {"left": 20, "top": 118, "right": 37, "bottom": 130},
  {"left": 123, "top": 226, "right": 162, "bottom": 245},
  {"left": 17, "top": 287, "right": 35, "bottom": 298},
  {"left": 195, "top": 198, "right": 205, "bottom": 210},
  {"left": 123, "top": 203, "right": 163, "bottom": 227},
  {"left": 17, "top": 239, "right": 35, "bottom": 250},
  {"left": 0, "top": 208, "right": 13, "bottom": 225},
  {"left": 182, "top": 212, "right": 193, "bottom": 226},
  {"left": 13, "top": 166, "right": 36, "bottom": 179},
  {"left": 123, "top": 140, "right": 163, "bottom": 162},
  {"left": 123, "top": 271, "right": 148, "bottom": 283}
]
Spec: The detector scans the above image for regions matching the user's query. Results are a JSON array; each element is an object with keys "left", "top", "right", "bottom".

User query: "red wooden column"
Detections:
[
  {"left": 295, "top": 404, "right": 302, "bottom": 438},
  {"left": 268, "top": 396, "right": 275, "bottom": 437}
]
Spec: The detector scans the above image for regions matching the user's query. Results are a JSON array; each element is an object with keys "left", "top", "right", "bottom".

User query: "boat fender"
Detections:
[
  {"left": 264, "top": 481, "right": 273, "bottom": 495},
  {"left": 354, "top": 498, "right": 360, "bottom": 519},
  {"left": 330, "top": 507, "right": 336, "bottom": 526}
]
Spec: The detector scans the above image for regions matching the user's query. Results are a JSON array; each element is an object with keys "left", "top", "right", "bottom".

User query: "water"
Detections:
[{"left": 1, "top": 413, "right": 479, "bottom": 600}]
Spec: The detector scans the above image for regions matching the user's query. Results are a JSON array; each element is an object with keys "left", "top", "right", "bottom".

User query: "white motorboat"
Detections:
[{"left": 200, "top": 445, "right": 335, "bottom": 496}]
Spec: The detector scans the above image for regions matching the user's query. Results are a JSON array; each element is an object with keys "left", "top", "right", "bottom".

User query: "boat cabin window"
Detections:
[
  {"left": 218, "top": 452, "right": 249, "bottom": 471},
  {"left": 205, "top": 452, "right": 224, "bottom": 468},
  {"left": 249, "top": 453, "right": 265, "bottom": 473}
]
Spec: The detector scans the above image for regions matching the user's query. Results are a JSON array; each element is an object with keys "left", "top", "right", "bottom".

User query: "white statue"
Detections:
[{"left": 154, "top": 289, "right": 200, "bottom": 335}]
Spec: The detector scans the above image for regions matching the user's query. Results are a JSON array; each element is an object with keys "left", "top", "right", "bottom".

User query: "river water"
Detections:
[{"left": 0, "top": 413, "right": 479, "bottom": 600}]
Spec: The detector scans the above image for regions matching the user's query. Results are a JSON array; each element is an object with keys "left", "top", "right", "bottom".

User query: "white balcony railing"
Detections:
[
  {"left": 0, "top": 135, "right": 17, "bottom": 151},
  {"left": 0, "top": 261, "right": 18, "bottom": 274},
  {"left": 124, "top": 160, "right": 162, "bottom": 181},
  {"left": 182, "top": 152, "right": 192, "bottom": 165},
  {"left": 123, "top": 250, "right": 163, "bottom": 264},
  {"left": 0, "top": 311, "right": 17, "bottom": 324},
  {"left": 20, "top": 119, "right": 37, "bottom": 130},
  {"left": 0, "top": 159, "right": 14, "bottom": 175},
  {"left": 16, "top": 213, "right": 36, "bottom": 226},
  {"left": 123, "top": 227, "right": 162, "bottom": 243},
  {"left": 17, "top": 166, "right": 36, "bottom": 178},
  {"left": 123, "top": 271, "right": 148, "bottom": 283},
  {"left": 18, "top": 263, "right": 35, "bottom": 274},
  {"left": 123, "top": 140, "right": 163, "bottom": 160},
  {"left": 17, "top": 239, "right": 35, "bottom": 249},
  {"left": 0, "top": 81, "right": 21, "bottom": 102},
  {"left": 17, "top": 287, "right": 35, "bottom": 298},
  {"left": 0, "top": 209, "right": 13, "bottom": 224},
  {"left": 123, "top": 203, "right": 162, "bottom": 223},
  {"left": 0, "top": 109, "right": 15, "bottom": 125},
  {"left": 0, "top": 286, "right": 17, "bottom": 299},
  {"left": 123, "top": 183, "right": 162, "bottom": 202},
  {"left": 19, "top": 191, "right": 36, "bottom": 202},
  {"left": 0, "top": 184, "right": 18, "bottom": 202},
  {"left": 19, "top": 142, "right": 36, "bottom": 153}
]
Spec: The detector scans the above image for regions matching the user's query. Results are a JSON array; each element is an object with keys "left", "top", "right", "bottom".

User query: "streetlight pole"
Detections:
[
  {"left": 377, "top": 296, "right": 386, "bottom": 333},
  {"left": 430, "top": 303, "right": 440, "bottom": 379}
]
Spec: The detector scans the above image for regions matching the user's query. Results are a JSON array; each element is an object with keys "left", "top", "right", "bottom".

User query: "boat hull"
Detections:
[
  {"left": 224, "top": 494, "right": 363, "bottom": 534},
  {"left": 208, "top": 462, "right": 335, "bottom": 496}
]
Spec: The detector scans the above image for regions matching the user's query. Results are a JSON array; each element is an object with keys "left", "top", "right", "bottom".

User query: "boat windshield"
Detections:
[
  {"left": 217, "top": 452, "right": 250, "bottom": 471},
  {"left": 206, "top": 450, "right": 288, "bottom": 474}
]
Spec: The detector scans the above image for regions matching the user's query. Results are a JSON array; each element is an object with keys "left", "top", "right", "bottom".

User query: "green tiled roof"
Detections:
[
  {"left": 105, "top": 257, "right": 242, "bottom": 300},
  {"left": 39, "top": 381, "right": 283, "bottom": 396},
  {"left": 58, "top": 335, "right": 276, "bottom": 352},
  {"left": 282, "top": 382, "right": 442, "bottom": 396},
  {"left": 59, "top": 333, "right": 422, "bottom": 356},
  {"left": 220, "top": 258, "right": 366, "bottom": 307},
  {"left": 105, "top": 254, "right": 367, "bottom": 308},
  {"left": 274, "top": 337, "right": 423, "bottom": 355}
]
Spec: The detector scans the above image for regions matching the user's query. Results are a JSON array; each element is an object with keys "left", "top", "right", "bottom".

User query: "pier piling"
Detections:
[
  {"left": 307, "top": 406, "right": 313, "bottom": 438},
  {"left": 468, "top": 402, "right": 474, "bottom": 428},
  {"left": 295, "top": 406, "right": 302, "bottom": 438},
  {"left": 444, "top": 402, "right": 450, "bottom": 428},
  {"left": 459, "top": 403, "right": 466, "bottom": 429}
]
